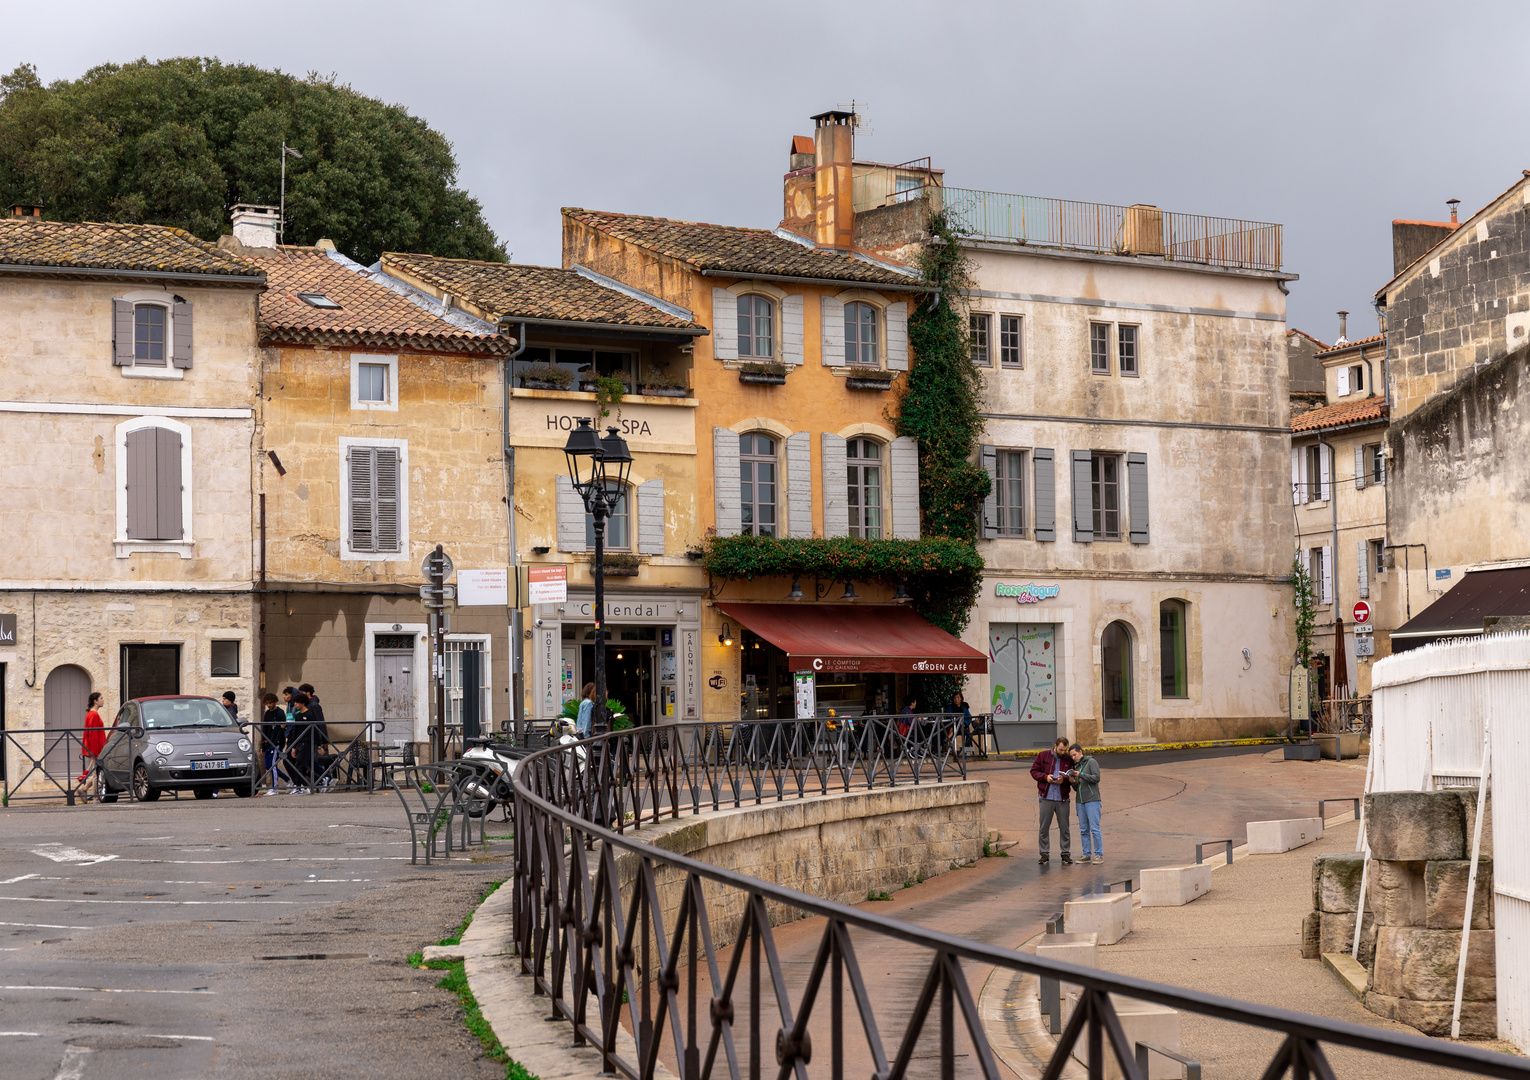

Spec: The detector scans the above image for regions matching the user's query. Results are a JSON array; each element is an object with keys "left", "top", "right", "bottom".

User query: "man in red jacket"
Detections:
[{"left": 1030, "top": 736, "right": 1075, "bottom": 865}]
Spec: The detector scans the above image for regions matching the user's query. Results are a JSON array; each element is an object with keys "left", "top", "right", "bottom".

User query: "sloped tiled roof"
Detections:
[
  {"left": 1286, "top": 328, "right": 1329, "bottom": 350},
  {"left": 564, "top": 208, "right": 924, "bottom": 287},
  {"left": 1291, "top": 396, "right": 1387, "bottom": 433},
  {"left": 0, "top": 218, "right": 264, "bottom": 279},
  {"left": 247, "top": 247, "right": 509, "bottom": 355},
  {"left": 379, "top": 253, "right": 703, "bottom": 331},
  {"left": 1315, "top": 333, "right": 1384, "bottom": 358}
]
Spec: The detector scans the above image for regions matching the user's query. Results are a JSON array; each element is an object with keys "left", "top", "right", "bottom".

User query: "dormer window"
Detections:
[{"left": 298, "top": 292, "right": 342, "bottom": 309}]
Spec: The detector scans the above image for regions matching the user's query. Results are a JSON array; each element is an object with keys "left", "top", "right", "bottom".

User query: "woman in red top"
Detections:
[{"left": 78, "top": 692, "right": 106, "bottom": 790}]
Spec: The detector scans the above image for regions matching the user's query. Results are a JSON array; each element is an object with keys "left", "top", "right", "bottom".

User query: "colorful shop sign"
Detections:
[{"left": 994, "top": 582, "right": 1061, "bottom": 604}]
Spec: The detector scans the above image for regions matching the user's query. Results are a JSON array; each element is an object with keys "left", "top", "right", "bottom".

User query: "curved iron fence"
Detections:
[{"left": 512, "top": 724, "right": 1529, "bottom": 1080}]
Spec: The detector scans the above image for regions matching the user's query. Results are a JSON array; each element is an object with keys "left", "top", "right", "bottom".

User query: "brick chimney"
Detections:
[
  {"left": 781, "top": 135, "right": 816, "bottom": 239},
  {"left": 810, "top": 110, "right": 855, "bottom": 252},
  {"left": 9, "top": 203, "right": 42, "bottom": 219},
  {"left": 230, "top": 204, "right": 280, "bottom": 249}
]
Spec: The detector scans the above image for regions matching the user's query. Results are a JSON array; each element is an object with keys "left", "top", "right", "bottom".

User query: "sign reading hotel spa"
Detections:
[
  {"left": 791, "top": 656, "right": 984, "bottom": 674},
  {"left": 995, "top": 582, "right": 1060, "bottom": 604}
]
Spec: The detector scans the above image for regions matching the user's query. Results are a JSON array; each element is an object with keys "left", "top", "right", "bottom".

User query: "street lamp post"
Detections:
[{"left": 563, "top": 418, "right": 632, "bottom": 733}]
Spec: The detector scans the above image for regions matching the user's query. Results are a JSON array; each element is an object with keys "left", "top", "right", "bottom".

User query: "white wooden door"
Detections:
[{"left": 376, "top": 651, "right": 414, "bottom": 746}]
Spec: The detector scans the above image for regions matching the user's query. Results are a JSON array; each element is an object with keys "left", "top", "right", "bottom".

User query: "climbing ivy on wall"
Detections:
[{"left": 1292, "top": 553, "right": 1317, "bottom": 668}]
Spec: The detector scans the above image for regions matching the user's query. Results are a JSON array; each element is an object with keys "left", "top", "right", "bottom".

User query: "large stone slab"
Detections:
[
  {"left": 1460, "top": 790, "right": 1494, "bottom": 859},
  {"left": 1301, "top": 911, "right": 1321, "bottom": 960},
  {"left": 1365, "top": 791, "right": 1466, "bottom": 862},
  {"left": 1139, "top": 864, "right": 1212, "bottom": 907},
  {"left": 1426, "top": 858, "right": 1493, "bottom": 930},
  {"left": 1063, "top": 893, "right": 1132, "bottom": 945},
  {"left": 1312, "top": 853, "right": 1366, "bottom": 913},
  {"left": 1319, "top": 911, "right": 1376, "bottom": 968},
  {"left": 1369, "top": 859, "right": 1426, "bottom": 926},
  {"left": 1247, "top": 817, "right": 1323, "bottom": 854},
  {"left": 1371, "top": 926, "right": 1495, "bottom": 1002},
  {"left": 1365, "top": 992, "right": 1498, "bottom": 1038},
  {"left": 1321, "top": 952, "right": 1369, "bottom": 999}
]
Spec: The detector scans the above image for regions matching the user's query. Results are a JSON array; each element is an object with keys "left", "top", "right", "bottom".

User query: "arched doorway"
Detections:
[
  {"left": 44, "top": 664, "right": 92, "bottom": 777},
  {"left": 1101, "top": 622, "right": 1134, "bottom": 732}
]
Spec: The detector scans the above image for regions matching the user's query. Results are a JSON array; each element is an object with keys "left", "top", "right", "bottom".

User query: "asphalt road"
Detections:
[{"left": 0, "top": 791, "right": 511, "bottom": 1080}]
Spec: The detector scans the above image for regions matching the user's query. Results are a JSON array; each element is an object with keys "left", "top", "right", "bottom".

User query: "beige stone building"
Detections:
[{"left": 0, "top": 214, "right": 266, "bottom": 790}]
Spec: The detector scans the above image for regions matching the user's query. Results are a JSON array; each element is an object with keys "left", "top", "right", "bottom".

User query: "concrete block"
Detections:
[
  {"left": 1369, "top": 860, "right": 1426, "bottom": 926},
  {"left": 1063, "top": 893, "right": 1132, "bottom": 946},
  {"left": 1247, "top": 817, "right": 1323, "bottom": 854},
  {"left": 1301, "top": 911, "right": 1321, "bottom": 960},
  {"left": 1372, "top": 926, "right": 1495, "bottom": 1002},
  {"left": 1139, "top": 863, "right": 1212, "bottom": 907},
  {"left": 1321, "top": 952, "right": 1370, "bottom": 999},
  {"left": 1035, "top": 931, "right": 1099, "bottom": 970},
  {"left": 1365, "top": 791, "right": 1466, "bottom": 861},
  {"left": 1426, "top": 858, "right": 1493, "bottom": 930},
  {"left": 1073, "top": 998, "right": 1182, "bottom": 1080},
  {"left": 1312, "top": 853, "right": 1366, "bottom": 913},
  {"left": 1319, "top": 911, "right": 1376, "bottom": 967},
  {"left": 1364, "top": 992, "right": 1498, "bottom": 1038}
]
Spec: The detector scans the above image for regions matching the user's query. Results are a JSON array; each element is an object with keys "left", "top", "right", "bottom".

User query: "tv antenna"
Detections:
[{"left": 837, "top": 100, "right": 873, "bottom": 138}]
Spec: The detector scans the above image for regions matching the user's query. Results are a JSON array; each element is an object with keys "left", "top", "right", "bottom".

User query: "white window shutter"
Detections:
[
  {"left": 1354, "top": 445, "right": 1366, "bottom": 490},
  {"left": 713, "top": 427, "right": 741, "bottom": 537},
  {"left": 1357, "top": 538, "right": 1369, "bottom": 599},
  {"left": 1319, "top": 446, "right": 1331, "bottom": 502},
  {"left": 1070, "top": 450, "right": 1093, "bottom": 542},
  {"left": 1336, "top": 366, "right": 1349, "bottom": 396},
  {"left": 1298, "top": 447, "right": 1310, "bottom": 505},
  {"left": 637, "top": 478, "right": 664, "bottom": 554},
  {"left": 113, "top": 299, "right": 135, "bottom": 366},
  {"left": 374, "top": 448, "right": 400, "bottom": 552},
  {"left": 885, "top": 301, "right": 909, "bottom": 371},
  {"left": 785, "top": 431, "right": 812, "bottom": 538},
  {"left": 820, "top": 296, "right": 846, "bottom": 366},
  {"left": 782, "top": 295, "right": 804, "bottom": 365},
  {"left": 349, "top": 446, "right": 376, "bottom": 552},
  {"left": 171, "top": 300, "right": 194, "bottom": 369},
  {"left": 1321, "top": 544, "right": 1333, "bottom": 605},
  {"left": 712, "top": 289, "right": 738, "bottom": 361},
  {"left": 555, "top": 475, "right": 587, "bottom": 553},
  {"left": 980, "top": 444, "right": 998, "bottom": 540},
  {"left": 820, "top": 433, "right": 848, "bottom": 536},
  {"left": 1126, "top": 452, "right": 1148, "bottom": 544},
  {"left": 890, "top": 435, "right": 919, "bottom": 539},
  {"left": 1032, "top": 448, "right": 1056, "bottom": 542},
  {"left": 1291, "top": 448, "right": 1301, "bottom": 506}
]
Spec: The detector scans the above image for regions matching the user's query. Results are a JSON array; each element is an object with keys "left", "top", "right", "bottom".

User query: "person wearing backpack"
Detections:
[{"left": 1070, "top": 743, "right": 1103, "bottom": 864}]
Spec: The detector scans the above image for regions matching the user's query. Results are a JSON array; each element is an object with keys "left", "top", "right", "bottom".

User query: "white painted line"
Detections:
[
  {"left": 143, "top": 1033, "right": 216, "bottom": 1042},
  {"left": 0, "top": 874, "right": 40, "bottom": 884},
  {"left": 1, "top": 985, "right": 214, "bottom": 995},
  {"left": 32, "top": 845, "right": 118, "bottom": 866},
  {"left": 137, "top": 836, "right": 175, "bottom": 840},
  {"left": 118, "top": 856, "right": 410, "bottom": 865},
  {"left": 0, "top": 896, "right": 296, "bottom": 907},
  {"left": 0, "top": 921, "right": 92, "bottom": 930},
  {"left": 53, "top": 1044, "right": 91, "bottom": 1080},
  {"left": 0, "top": 1030, "right": 41, "bottom": 1036}
]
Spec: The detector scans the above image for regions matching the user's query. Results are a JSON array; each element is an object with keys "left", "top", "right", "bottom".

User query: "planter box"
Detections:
[
  {"left": 521, "top": 379, "right": 571, "bottom": 391},
  {"left": 640, "top": 386, "right": 688, "bottom": 398},
  {"left": 738, "top": 371, "right": 786, "bottom": 385},
  {"left": 602, "top": 564, "right": 641, "bottom": 577},
  {"left": 1313, "top": 731, "right": 1362, "bottom": 760},
  {"left": 846, "top": 377, "right": 894, "bottom": 391},
  {"left": 1285, "top": 741, "right": 1322, "bottom": 760}
]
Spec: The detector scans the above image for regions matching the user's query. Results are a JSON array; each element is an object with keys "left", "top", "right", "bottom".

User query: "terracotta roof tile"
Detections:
[
  {"left": 1315, "top": 333, "right": 1384, "bottom": 358},
  {"left": 0, "top": 218, "right": 263, "bottom": 278},
  {"left": 1291, "top": 396, "right": 1388, "bottom": 433},
  {"left": 378, "top": 253, "right": 703, "bottom": 331},
  {"left": 1286, "top": 328, "right": 1329, "bottom": 349},
  {"left": 246, "top": 247, "right": 508, "bottom": 356},
  {"left": 563, "top": 207, "right": 923, "bottom": 287}
]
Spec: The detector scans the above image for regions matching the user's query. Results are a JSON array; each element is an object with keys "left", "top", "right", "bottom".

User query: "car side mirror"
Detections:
[{"left": 129, "top": 726, "right": 145, "bottom": 738}]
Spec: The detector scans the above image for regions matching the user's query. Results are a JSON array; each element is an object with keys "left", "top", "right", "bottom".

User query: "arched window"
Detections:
[
  {"left": 1101, "top": 621, "right": 1133, "bottom": 730},
  {"left": 847, "top": 438, "right": 882, "bottom": 538},
  {"left": 585, "top": 482, "right": 630, "bottom": 551},
  {"left": 739, "top": 433, "right": 778, "bottom": 537},
  {"left": 844, "top": 301, "right": 878, "bottom": 366},
  {"left": 737, "top": 295, "right": 774, "bottom": 359},
  {"left": 1159, "top": 599, "right": 1188, "bottom": 698}
]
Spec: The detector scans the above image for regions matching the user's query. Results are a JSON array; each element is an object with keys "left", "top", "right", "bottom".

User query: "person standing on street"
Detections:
[
  {"left": 78, "top": 692, "right": 106, "bottom": 793},
  {"left": 1030, "top": 736, "right": 1074, "bottom": 865},
  {"left": 575, "top": 682, "right": 596, "bottom": 737},
  {"left": 260, "top": 693, "right": 287, "bottom": 795},
  {"left": 1070, "top": 743, "right": 1103, "bottom": 864},
  {"left": 222, "top": 691, "right": 238, "bottom": 719},
  {"left": 951, "top": 690, "right": 974, "bottom": 755}
]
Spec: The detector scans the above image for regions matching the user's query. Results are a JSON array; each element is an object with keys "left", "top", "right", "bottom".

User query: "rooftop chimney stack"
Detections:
[
  {"left": 1336, "top": 310, "right": 1349, "bottom": 345},
  {"left": 230, "top": 204, "right": 280, "bottom": 249},
  {"left": 811, "top": 110, "right": 855, "bottom": 252},
  {"left": 1448, "top": 199, "right": 1460, "bottom": 224},
  {"left": 9, "top": 204, "right": 42, "bottom": 219},
  {"left": 781, "top": 135, "right": 817, "bottom": 239}
]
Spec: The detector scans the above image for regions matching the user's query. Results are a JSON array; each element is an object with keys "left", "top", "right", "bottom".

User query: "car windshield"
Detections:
[{"left": 140, "top": 699, "right": 237, "bottom": 730}]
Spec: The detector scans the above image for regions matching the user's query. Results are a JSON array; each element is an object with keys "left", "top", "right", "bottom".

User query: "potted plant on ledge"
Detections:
[
  {"left": 738, "top": 360, "right": 787, "bottom": 385},
  {"left": 603, "top": 552, "right": 642, "bottom": 577},
  {"left": 520, "top": 363, "right": 573, "bottom": 391},
  {"left": 846, "top": 366, "right": 895, "bottom": 390},
  {"left": 640, "top": 370, "right": 689, "bottom": 398}
]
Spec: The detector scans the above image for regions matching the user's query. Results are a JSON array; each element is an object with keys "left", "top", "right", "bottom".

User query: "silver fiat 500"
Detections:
[{"left": 98, "top": 696, "right": 257, "bottom": 802}]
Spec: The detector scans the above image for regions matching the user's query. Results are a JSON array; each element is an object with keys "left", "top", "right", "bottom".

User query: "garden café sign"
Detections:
[{"left": 994, "top": 582, "right": 1060, "bottom": 604}]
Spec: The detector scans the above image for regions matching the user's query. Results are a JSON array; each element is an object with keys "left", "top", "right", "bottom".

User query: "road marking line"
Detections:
[
  {"left": 0, "top": 874, "right": 40, "bottom": 884},
  {"left": 0, "top": 921, "right": 92, "bottom": 930},
  {"left": 53, "top": 1044, "right": 91, "bottom": 1080},
  {"left": 32, "top": 845, "right": 118, "bottom": 866},
  {"left": 143, "top": 1033, "right": 215, "bottom": 1041},
  {"left": 0, "top": 896, "right": 296, "bottom": 906},
  {"left": 0, "top": 1030, "right": 41, "bottom": 1035},
  {"left": 136, "top": 836, "right": 174, "bottom": 840},
  {"left": 118, "top": 856, "right": 407, "bottom": 864},
  {"left": 1, "top": 985, "right": 214, "bottom": 994}
]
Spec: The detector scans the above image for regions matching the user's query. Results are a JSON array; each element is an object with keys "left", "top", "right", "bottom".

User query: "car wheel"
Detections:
[
  {"left": 96, "top": 770, "right": 118, "bottom": 804},
  {"left": 132, "top": 762, "right": 160, "bottom": 802},
  {"left": 232, "top": 779, "right": 255, "bottom": 798},
  {"left": 193, "top": 788, "right": 215, "bottom": 801}
]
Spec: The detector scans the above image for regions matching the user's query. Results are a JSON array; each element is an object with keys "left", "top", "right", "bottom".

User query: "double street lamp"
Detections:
[{"left": 562, "top": 418, "right": 633, "bottom": 733}]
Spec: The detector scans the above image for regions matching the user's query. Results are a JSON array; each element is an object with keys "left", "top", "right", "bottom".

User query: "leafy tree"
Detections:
[{"left": 0, "top": 58, "right": 506, "bottom": 263}]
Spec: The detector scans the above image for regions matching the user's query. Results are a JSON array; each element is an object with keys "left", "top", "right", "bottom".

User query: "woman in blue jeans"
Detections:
[{"left": 1069, "top": 743, "right": 1103, "bottom": 864}]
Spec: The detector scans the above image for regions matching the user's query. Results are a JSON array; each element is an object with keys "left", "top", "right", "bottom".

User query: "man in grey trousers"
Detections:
[{"left": 1029, "top": 736, "right": 1074, "bottom": 865}]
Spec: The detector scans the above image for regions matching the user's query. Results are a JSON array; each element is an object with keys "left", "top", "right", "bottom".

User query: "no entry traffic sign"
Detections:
[{"left": 1353, "top": 600, "right": 1371, "bottom": 623}]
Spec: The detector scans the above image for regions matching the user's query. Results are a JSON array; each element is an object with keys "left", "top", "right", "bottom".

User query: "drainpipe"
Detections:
[{"left": 502, "top": 323, "right": 527, "bottom": 736}]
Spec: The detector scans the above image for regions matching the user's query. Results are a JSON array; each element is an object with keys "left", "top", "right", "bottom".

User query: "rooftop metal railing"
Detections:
[{"left": 512, "top": 723, "right": 1528, "bottom": 1080}]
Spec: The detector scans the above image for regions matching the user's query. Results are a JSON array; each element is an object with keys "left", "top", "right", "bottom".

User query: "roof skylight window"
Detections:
[{"left": 297, "top": 292, "right": 342, "bottom": 309}]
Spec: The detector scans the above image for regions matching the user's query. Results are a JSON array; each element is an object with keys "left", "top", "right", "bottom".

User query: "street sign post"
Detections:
[
  {"left": 424, "top": 545, "right": 452, "bottom": 761},
  {"left": 528, "top": 565, "right": 568, "bottom": 605},
  {"left": 1353, "top": 600, "right": 1371, "bottom": 624}
]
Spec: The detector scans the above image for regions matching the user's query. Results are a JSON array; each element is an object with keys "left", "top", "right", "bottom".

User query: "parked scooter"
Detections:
[{"left": 456, "top": 720, "right": 588, "bottom": 818}]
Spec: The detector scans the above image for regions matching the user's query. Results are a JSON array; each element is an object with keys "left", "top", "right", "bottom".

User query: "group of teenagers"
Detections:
[
  {"left": 1030, "top": 736, "right": 1106, "bottom": 865},
  {"left": 257, "top": 684, "right": 337, "bottom": 795}
]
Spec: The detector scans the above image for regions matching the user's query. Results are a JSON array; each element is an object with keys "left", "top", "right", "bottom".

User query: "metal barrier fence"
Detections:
[
  {"left": 252, "top": 721, "right": 386, "bottom": 793},
  {"left": 2, "top": 726, "right": 107, "bottom": 804},
  {"left": 512, "top": 725, "right": 1529, "bottom": 1080}
]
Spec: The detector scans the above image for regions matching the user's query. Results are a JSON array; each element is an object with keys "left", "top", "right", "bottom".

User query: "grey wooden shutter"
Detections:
[
  {"left": 1070, "top": 450, "right": 1093, "bottom": 543},
  {"left": 890, "top": 435, "right": 919, "bottom": 539},
  {"left": 820, "top": 433, "right": 849, "bottom": 536},
  {"left": 113, "top": 300, "right": 135, "bottom": 366},
  {"left": 171, "top": 300, "right": 193, "bottom": 369},
  {"left": 713, "top": 427, "right": 741, "bottom": 537},
  {"left": 154, "top": 427, "right": 183, "bottom": 540},
  {"left": 1321, "top": 545, "right": 1334, "bottom": 605},
  {"left": 782, "top": 295, "right": 804, "bottom": 366},
  {"left": 785, "top": 431, "right": 812, "bottom": 538},
  {"left": 712, "top": 289, "right": 738, "bottom": 361},
  {"left": 1127, "top": 451, "right": 1149, "bottom": 544},
  {"left": 1033, "top": 448, "right": 1056, "bottom": 542},
  {"left": 885, "top": 301, "right": 909, "bottom": 371},
  {"left": 1357, "top": 539, "right": 1370, "bottom": 599},
  {"left": 124, "top": 428, "right": 156, "bottom": 539},
  {"left": 1354, "top": 445, "right": 1366, "bottom": 490},
  {"left": 374, "top": 448, "right": 400, "bottom": 552},
  {"left": 980, "top": 444, "right": 998, "bottom": 540},
  {"left": 638, "top": 478, "right": 665, "bottom": 554},
  {"left": 820, "top": 296, "right": 846, "bottom": 366},
  {"left": 349, "top": 446, "right": 376, "bottom": 552},
  {"left": 555, "top": 475, "right": 587, "bottom": 553}
]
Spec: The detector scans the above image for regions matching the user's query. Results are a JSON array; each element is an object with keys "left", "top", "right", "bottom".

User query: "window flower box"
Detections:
[
  {"left": 846, "top": 371, "right": 895, "bottom": 390},
  {"left": 519, "top": 362, "right": 573, "bottom": 391},
  {"left": 739, "top": 361, "right": 787, "bottom": 386},
  {"left": 640, "top": 385, "right": 688, "bottom": 398},
  {"left": 601, "top": 553, "right": 642, "bottom": 576}
]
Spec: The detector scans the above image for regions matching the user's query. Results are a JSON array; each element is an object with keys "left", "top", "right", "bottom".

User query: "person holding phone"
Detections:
[
  {"left": 1070, "top": 743, "right": 1103, "bottom": 864},
  {"left": 1029, "top": 736, "right": 1074, "bottom": 865}
]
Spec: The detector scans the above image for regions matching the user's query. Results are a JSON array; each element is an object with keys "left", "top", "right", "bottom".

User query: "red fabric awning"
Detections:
[{"left": 715, "top": 603, "right": 987, "bottom": 675}]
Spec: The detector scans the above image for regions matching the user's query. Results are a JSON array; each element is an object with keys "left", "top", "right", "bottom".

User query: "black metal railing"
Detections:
[
  {"left": 512, "top": 726, "right": 1529, "bottom": 1080},
  {"left": 2, "top": 726, "right": 111, "bottom": 804},
  {"left": 252, "top": 721, "right": 386, "bottom": 793}
]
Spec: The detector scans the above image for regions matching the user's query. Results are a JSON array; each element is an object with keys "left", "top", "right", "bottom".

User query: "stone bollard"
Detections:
[
  {"left": 1036, "top": 932, "right": 1098, "bottom": 1036},
  {"left": 1247, "top": 817, "right": 1324, "bottom": 854},
  {"left": 1139, "top": 864, "right": 1212, "bottom": 907},
  {"left": 1063, "top": 893, "right": 1132, "bottom": 945}
]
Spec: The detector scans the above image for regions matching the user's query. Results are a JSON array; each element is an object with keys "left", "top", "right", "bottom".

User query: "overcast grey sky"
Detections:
[{"left": 8, "top": 0, "right": 1526, "bottom": 338}]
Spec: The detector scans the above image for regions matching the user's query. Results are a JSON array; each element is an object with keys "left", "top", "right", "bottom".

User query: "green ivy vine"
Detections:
[{"left": 1291, "top": 553, "right": 1316, "bottom": 668}]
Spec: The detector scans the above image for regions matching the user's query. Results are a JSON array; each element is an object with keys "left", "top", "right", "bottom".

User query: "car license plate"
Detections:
[{"left": 192, "top": 760, "right": 227, "bottom": 771}]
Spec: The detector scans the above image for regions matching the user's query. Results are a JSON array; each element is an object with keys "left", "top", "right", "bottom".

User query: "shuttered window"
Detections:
[
  {"left": 996, "top": 450, "right": 1026, "bottom": 536},
  {"left": 739, "top": 433, "right": 778, "bottom": 537},
  {"left": 1091, "top": 453, "right": 1121, "bottom": 540},
  {"left": 1032, "top": 448, "right": 1056, "bottom": 542},
  {"left": 738, "top": 296, "right": 774, "bottom": 359},
  {"left": 847, "top": 438, "right": 882, "bottom": 538},
  {"left": 112, "top": 299, "right": 192, "bottom": 370},
  {"left": 845, "top": 303, "right": 878, "bottom": 366},
  {"left": 135, "top": 305, "right": 167, "bottom": 364},
  {"left": 347, "top": 446, "right": 402, "bottom": 554},
  {"left": 584, "top": 482, "right": 630, "bottom": 550},
  {"left": 124, "top": 426, "right": 184, "bottom": 540}
]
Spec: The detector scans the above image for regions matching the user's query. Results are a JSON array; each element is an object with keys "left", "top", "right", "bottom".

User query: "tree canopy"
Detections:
[{"left": 0, "top": 58, "right": 506, "bottom": 264}]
